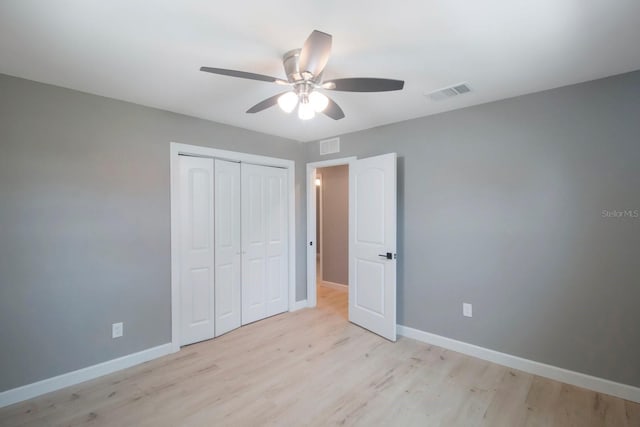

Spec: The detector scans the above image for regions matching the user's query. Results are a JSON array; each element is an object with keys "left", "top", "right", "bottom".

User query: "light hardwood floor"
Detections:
[{"left": 1, "top": 285, "right": 638, "bottom": 426}]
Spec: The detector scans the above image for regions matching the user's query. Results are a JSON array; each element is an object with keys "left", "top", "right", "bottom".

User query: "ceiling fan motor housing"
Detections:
[
  {"left": 283, "top": 49, "right": 302, "bottom": 82},
  {"left": 283, "top": 49, "right": 319, "bottom": 98}
]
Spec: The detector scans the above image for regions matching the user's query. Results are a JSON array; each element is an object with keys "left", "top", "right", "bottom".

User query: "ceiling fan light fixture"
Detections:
[
  {"left": 309, "top": 91, "right": 329, "bottom": 112},
  {"left": 200, "top": 30, "right": 404, "bottom": 122},
  {"left": 298, "top": 100, "right": 315, "bottom": 120},
  {"left": 277, "top": 91, "right": 298, "bottom": 113}
]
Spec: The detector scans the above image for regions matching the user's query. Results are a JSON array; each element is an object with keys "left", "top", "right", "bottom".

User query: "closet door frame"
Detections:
[{"left": 169, "top": 142, "right": 299, "bottom": 353}]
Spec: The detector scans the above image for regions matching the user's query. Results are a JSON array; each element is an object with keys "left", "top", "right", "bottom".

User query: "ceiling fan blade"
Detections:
[
  {"left": 298, "top": 30, "right": 332, "bottom": 78},
  {"left": 323, "top": 96, "right": 345, "bottom": 120},
  {"left": 323, "top": 78, "right": 404, "bottom": 92},
  {"left": 200, "top": 67, "right": 287, "bottom": 84},
  {"left": 246, "top": 92, "right": 287, "bottom": 114}
]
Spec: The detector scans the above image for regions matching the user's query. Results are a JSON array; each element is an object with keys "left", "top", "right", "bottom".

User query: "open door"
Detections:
[{"left": 349, "top": 153, "right": 397, "bottom": 341}]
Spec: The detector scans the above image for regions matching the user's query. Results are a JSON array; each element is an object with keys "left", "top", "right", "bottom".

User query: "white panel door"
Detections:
[
  {"left": 179, "top": 155, "right": 215, "bottom": 345},
  {"left": 265, "top": 166, "right": 289, "bottom": 317},
  {"left": 214, "top": 159, "right": 241, "bottom": 337},
  {"left": 241, "top": 163, "right": 288, "bottom": 325},
  {"left": 349, "top": 153, "right": 397, "bottom": 341}
]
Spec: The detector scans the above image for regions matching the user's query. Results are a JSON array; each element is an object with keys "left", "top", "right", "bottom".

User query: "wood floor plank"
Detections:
[
  {"left": 481, "top": 369, "right": 534, "bottom": 427},
  {"left": 625, "top": 399, "right": 640, "bottom": 426},
  {"left": 1, "top": 284, "right": 638, "bottom": 427},
  {"left": 523, "top": 375, "right": 563, "bottom": 427}
]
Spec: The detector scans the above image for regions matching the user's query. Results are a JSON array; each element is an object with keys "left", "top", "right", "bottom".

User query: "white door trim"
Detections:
[
  {"left": 305, "top": 157, "right": 356, "bottom": 308},
  {"left": 170, "top": 142, "right": 296, "bottom": 352}
]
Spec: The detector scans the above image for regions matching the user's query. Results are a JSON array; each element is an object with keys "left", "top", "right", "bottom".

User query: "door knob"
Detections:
[{"left": 378, "top": 252, "right": 393, "bottom": 260}]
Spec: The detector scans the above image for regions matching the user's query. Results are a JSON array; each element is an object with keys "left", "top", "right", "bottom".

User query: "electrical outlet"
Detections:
[
  {"left": 463, "top": 303, "right": 472, "bottom": 318},
  {"left": 112, "top": 322, "right": 123, "bottom": 338}
]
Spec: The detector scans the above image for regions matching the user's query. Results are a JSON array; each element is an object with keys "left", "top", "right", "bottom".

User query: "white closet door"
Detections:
[
  {"left": 214, "top": 159, "right": 242, "bottom": 336},
  {"left": 241, "top": 163, "right": 288, "bottom": 325},
  {"left": 264, "top": 166, "right": 289, "bottom": 317},
  {"left": 179, "top": 155, "right": 215, "bottom": 345}
]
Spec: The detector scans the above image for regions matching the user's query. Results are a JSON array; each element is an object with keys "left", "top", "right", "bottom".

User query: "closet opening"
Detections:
[{"left": 170, "top": 142, "right": 296, "bottom": 352}]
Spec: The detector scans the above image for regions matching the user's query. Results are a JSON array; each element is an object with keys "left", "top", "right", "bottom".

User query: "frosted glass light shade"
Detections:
[
  {"left": 277, "top": 92, "right": 298, "bottom": 113},
  {"left": 298, "top": 101, "right": 315, "bottom": 120},
  {"left": 309, "top": 91, "right": 329, "bottom": 112}
]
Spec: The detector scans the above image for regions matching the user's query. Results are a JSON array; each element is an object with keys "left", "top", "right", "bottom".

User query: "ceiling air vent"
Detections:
[
  {"left": 426, "top": 83, "right": 472, "bottom": 101},
  {"left": 319, "top": 137, "right": 340, "bottom": 155}
]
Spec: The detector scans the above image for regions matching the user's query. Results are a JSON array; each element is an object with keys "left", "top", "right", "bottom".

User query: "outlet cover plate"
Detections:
[
  {"left": 463, "top": 303, "right": 472, "bottom": 318},
  {"left": 112, "top": 322, "right": 123, "bottom": 338}
]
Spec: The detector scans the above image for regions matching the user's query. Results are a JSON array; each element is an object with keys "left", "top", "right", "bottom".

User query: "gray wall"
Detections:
[
  {"left": 0, "top": 73, "right": 306, "bottom": 392},
  {"left": 2, "top": 69, "right": 639, "bottom": 393},
  {"left": 306, "top": 70, "right": 640, "bottom": 387},
  {"left": 318, "top": 165, "right": 349, "bottom": 285}
]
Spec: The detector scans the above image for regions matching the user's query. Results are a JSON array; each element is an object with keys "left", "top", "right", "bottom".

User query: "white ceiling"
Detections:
[{"left": 1, "top": 1, "right": 639, "bottom": 142}]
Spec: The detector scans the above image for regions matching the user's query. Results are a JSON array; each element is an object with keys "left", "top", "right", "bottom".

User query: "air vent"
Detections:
[
  {"left": 426, "top": 83, "right": 472, "bottom": 101},
  {"left": 319, "top": 137, "right": 340, "bottom": 155}
]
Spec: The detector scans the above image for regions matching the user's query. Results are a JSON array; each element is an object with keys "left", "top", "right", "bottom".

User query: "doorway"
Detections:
[
  {"left": 315, "top": 164, "right": 349, "bottom": 318},
  {"left": 306, "top": 157, "right": 355, "bottom": 310},
  {"left": 307, "top": 153, "right": 398, "bottom": 342}
]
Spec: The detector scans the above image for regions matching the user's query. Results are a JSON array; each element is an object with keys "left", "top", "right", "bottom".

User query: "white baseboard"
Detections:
[
  {"left": 290, "top": 299, "right": 308, "bottom": 312},
  {"left": 0, "top": 343, "right": 174, "bottom": 408},
  {"left": 319, "top": 281, "right": 348, "bottom": 292},
  {"left": 397, "top": 325, "right": 640, "bottom": 403}
]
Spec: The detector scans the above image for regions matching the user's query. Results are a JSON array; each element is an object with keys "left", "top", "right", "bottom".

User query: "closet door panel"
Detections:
[
  {"left": 179, "top": 156, "right": 215, "bottom": 346},
  {"left": 214, "top": 159, "right": 241, "bottom": 336},
  {"left": 241, "top": 163, "right": 288, "bottom": 324},
  {"left": 265, "top": 171, "right": 288, "bottom": 316},
  {"left": 241, "top": 164, "right": 267, "bottom": 324}
]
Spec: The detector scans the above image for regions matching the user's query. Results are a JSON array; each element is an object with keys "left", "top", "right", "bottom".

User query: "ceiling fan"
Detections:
[{"left": 200, "top": 30, "right": 404, "bottom": 121}]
